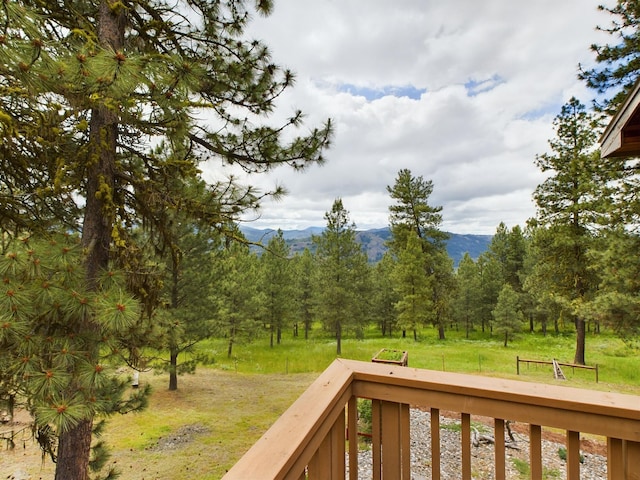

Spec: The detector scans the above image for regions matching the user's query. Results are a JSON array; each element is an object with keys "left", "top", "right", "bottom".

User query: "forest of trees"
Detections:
[{"left": 2, "top": 1, "right": 640, "bottom": 479}]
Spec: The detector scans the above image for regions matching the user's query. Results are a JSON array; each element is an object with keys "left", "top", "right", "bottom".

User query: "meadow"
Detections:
[
  {"left": 206, "top": 325, "right": 639, "bottom": 390},
  {"left": 1, "top": 325, "right": 639, "bottom": 479}
]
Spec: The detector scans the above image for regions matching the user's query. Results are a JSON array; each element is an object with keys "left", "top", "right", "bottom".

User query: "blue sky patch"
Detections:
[
  {"left": 338, "top": 84, "right": 426, "bottom": 101},
  {"left": 464, "top": 75, "right": 505, "bottom": 96}
]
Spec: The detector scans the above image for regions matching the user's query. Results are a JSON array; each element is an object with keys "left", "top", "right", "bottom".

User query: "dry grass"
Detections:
[{"left": 0, "top": 368, "right": 317, "bottom": 480}]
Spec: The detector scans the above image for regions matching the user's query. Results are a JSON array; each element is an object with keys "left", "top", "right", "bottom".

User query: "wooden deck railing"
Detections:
[{"left": 223, "top": 358, "right": 640, "bottom": 480}]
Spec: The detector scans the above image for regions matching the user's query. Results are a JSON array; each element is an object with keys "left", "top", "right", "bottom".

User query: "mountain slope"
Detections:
[{"left": 240, "top": 226, "right": 492, "bottom": 266}]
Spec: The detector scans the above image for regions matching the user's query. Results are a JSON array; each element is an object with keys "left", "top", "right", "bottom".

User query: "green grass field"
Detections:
[
  {"left": 1, "top": 324, "right": 638, "bottom": 479},
  {"left": 203, "top": 324, "right": 639, "bottom": 390}
]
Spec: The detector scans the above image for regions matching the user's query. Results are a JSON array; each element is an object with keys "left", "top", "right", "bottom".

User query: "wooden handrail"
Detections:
[{"left": 223, "top": 359, "right": 640, "bottom": 479}]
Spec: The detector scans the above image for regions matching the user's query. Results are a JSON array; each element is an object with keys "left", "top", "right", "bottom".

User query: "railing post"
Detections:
[
  {"left": 566, "top": 430, "right": 580, "bottom": 480},
  {"left": 307, "top": 431, "right": 332, "bottom": 479},
  {"left": 626, "top": 440, "right": 640, "bottom": 479},
  {"left": 608, "top": 437, "right": 624, "bottom": 480},
  {"left": 307, "top": 409, "right": 346, "bottom": 480},
  {"left": 431, "top": 408, "right": 441, "bottom": 480},
  {"left": 530, "top": 424, "right": 542, "bottom": 480},
  {"left": 372, "top": 399, "right": 381, "bottom": 480},
  {"left": 401, "top": 403, "right": 410, "bottom": 477},
  {"left": 494, "top": 419, "right": 506, "bottom": 480},
  {"left": 461, "top": 413, "right": 471, "bottom": 480},
  {"left": 348, "top": 397, "right": 358, "bottom": 480},
  {"left": 380, "top": 401, "right": 401, "bottom": 479}
]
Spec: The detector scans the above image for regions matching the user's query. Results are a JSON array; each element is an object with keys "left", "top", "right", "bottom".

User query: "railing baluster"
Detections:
[
  {"left": 566, "top": 430, "right": 580, "bottom": 480},
  {"left": 331, "top": 408, "right": 346, "bottom": 480},
  {"left": 530, "top": 424, "right": 542, "bottom": 480},
  {"left": 627, "top": 440, "right": 640, "bottom": 478},
  {"left": 494, "top": 419, "right": 506, "bottom": 480},
  {"left": 372, "top": 399, "right": 381, "bottom": 480},
  {"left": 381, "top": 401, "right": 401, "bottom": 478},
  {"left": 461, "top": 413, "right": 471, "bottom": 480},
  {"left": 608, "top": 437, "right": 624, "bottom": 480},
  {"left": 347, "top": 397, "right": 358, "bottom": 480},
  {"left": 431, "top": 408, "right": 441, "bottom": 480},
  {"left": 401, "top": 403, "right": 410, "bottom": 477},
  {"left": 307, "top": 432, "right": 332, "bottom": 479},
  {"left": 307, "top": 412, "right": 346, "bottom": 480}
]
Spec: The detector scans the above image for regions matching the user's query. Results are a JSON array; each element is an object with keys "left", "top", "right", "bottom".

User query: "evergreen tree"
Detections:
[
  {"left": 157, "top": 218, "right": 218, "bottom": 391},
  {"left": 476, "top": 252, "right": 503, "bottom": 334},
  {"left": 454, "top": 253, "right": 482, "bottom": 338},
  {"left": 387, "top": 169, "right": 449, "bottom": 254},
  {"left": 313, "top": 199, "right": 368, "bottom": 355},
  {"left": 589, "top": 228, "right": 640, "bottom": 347},
  {"left": 579, "top": 0, "right": 640, "bottom": 112},
  {"left": 0, "top": 234, "right": 148, "bottom": 478},
  {"left": 0, "top": 2, "right": 331, "bottom": 476},
  {"left": 488, "top": 223, "right": 527, "bottom": 292},
  {"left": 429, "top": 250, "right": 456, "bottom": 340},
  {"left": 370, "top": 252, "right": 399, "bottom": 337},
  {"left": 492, "top": 284, "right": 524, "bottom": 347},
  {"left": 292, "top": 248, "right": 315, "bottom": 339},
  {"left": 531, "top": 98, "right": 605, "bottom": 365},
  {"left": 213, "top": 241, "right": 261, "bottom": 359},
  {"left": 258, "top": 230, "right": 294, "bottom": 347},
  {"left": 387, "top": 169, "right": 452, "bottom": 340},
  {"left": 391, "top": 233, "right": 432, "bottom": 340}
]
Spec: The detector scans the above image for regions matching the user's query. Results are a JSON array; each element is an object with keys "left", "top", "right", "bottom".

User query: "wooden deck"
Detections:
[{"left": 223, "top": 358, "right": 640, "bottom": 479}]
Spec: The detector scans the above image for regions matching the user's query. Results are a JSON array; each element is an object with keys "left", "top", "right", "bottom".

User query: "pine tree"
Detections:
[
  {"left": 0, "top": 234, "right": 148, "bottom": 478},
  {"left": 531, "top": 98, "right": 605, "bottom": 365},
  {"left": 370, "top": 252, "right": 399, "bottom": 337},
  {"left": 159, "top": 217, "right": 218, "bottom": 391},
  {"left": 0, "top": 2, "right": 331, "bottom": 476},
  {"left": 492, "top": 284, "right": 524, "bottom": 347},
  {"left": 387, "top": 169, "right": 452, "bottom": 339},
  {"left": 387, "top": 169, "right": 449, "bottom": 254},
  {"left": 454, "top": 253, "right": 482, "bottom": 338},
  {"left": 391, "top": 233, "right": 432, "bottom": 340},
  {"left": 475, "top": 252, "right": 503, "bottom": 334},
  {"left": 487, "top": 222, "right": 526, "bottom": 292},
  {"left": 589, "top": 228, "right": 640, "bottom": 347},
  {"left": 313, "top": 199, "right": 369, "bottom": 355},
  {"left": 258, "top": 230, "right": 294, "bottom": 347},
  {"left": 213, "top": 241, "right": 261, "bottom": 359},
  {"left": 579, "top": 0, "right": 640, "bottom": 112},
  {"left": 291, "top": 249, "right": 315, "bottom": 339}
]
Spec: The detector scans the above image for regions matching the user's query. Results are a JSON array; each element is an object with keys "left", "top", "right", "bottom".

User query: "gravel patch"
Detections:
[
  {"left": 348, "top": 408, "right": 607, "bottom": 479},
  {"left": 148, "top": 423, "right": 210, "bottom": 452}
]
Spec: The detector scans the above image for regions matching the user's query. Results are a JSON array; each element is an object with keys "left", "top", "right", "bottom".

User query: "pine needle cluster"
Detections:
[{"left": 0, "top": 233, "right": 149, "bottom": 467}]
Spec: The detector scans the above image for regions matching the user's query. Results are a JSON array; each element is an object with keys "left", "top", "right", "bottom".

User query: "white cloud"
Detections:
[{"left": 201, "top": 0, "right": 615, "bottom": 234}]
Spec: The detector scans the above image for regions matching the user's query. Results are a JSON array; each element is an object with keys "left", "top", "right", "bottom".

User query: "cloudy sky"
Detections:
[{"left": 207, "top": 1, "right": 615, "bottom": 235}]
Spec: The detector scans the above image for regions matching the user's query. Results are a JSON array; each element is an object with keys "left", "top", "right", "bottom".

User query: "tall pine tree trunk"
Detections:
[
  {"left": 574, "top": 317, "right": 586, "bottom": 365},
  {"left": 228, "top": 327, "right": 235, "bottom": 358},
  {"left": 169, "top": 349, "right": 179, "bottom": 391},
  {"left": 438, "top": 323, "right": 445, "bottom": 340},
  {"left": 55, "top": 419, "right": 93, "bottom": 480},
  {"left": 56, "top": 3, "right": 125, "bottom": 479}
]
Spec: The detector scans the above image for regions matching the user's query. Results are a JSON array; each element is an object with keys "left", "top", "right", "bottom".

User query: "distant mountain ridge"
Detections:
[{"left": 240, "top": 226, "right": 492, "bottom": 266}]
